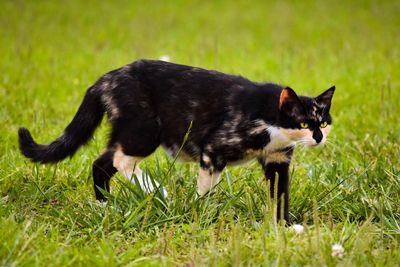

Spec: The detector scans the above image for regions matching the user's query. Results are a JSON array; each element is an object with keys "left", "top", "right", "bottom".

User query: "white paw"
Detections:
[
  {"left": 98, "top": 201, "right": 108, "bottom": 208},
  {"left": 90, "top": 199, "right": 107, "bottom": 208}
]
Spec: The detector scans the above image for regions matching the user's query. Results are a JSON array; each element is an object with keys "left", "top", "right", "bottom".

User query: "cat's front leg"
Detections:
[
  {"left": 260, "top": 159, "right": 291, "bottom": 223},
  {"left": 197, "top": 153, "right": 225, "bottom": 196}
]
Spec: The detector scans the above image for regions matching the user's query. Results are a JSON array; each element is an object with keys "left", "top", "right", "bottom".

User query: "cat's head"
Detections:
[{"left": 278, "top": 86, "right": 335, "bottom": 147}]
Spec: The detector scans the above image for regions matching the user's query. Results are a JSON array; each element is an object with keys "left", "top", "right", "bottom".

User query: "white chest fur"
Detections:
[
  {"left": 255, "top": 126, "right": 296, "bottom": 164},
  {"left": 265, "top": 126, "right": 297, "bottom": 152},
  {"left": 238, "top": 126, "right": 296, "bottom": 165}
]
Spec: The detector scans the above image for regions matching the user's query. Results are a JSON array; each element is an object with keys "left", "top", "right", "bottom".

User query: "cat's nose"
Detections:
[{"left": 312, "top": 129, "right": 323, "bottom": 143}]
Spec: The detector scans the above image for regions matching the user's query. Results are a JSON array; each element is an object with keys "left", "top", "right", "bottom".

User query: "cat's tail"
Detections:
[{"left": 18, "top": 86, "right": 104, "bottom": 164}]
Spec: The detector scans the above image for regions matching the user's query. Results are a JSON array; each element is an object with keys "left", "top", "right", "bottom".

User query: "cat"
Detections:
[{"left": 18, "top": 59, "right": 335, "bottom": 222}]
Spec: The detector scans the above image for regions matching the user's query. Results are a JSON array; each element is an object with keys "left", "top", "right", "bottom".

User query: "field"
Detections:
[{"left": 1, "top": 0, "right": 399, "bottom": 266}]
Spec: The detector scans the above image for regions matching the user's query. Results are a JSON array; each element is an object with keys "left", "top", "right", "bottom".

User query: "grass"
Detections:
[{"left": 1, "top": 0, "right": 399, "bottom": 265}]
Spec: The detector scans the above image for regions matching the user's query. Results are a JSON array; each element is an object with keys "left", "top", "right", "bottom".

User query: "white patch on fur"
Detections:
[
  {"left": 205, "top": 144, "right": 213, "bottom": 152},
  {"left": 102, "top": 93, "right": 120, "bottom": 118},
  {"left": 197, "top": 168, "right": 220, "bottom": 196},
  {"left": 113, "top": 147, "right": 144, "bottom": 184},
  {"left": 249, "top": 119, "right": 269, "bottom": 135},
  {"left": 202, "top": 154, "right": 211, "bottom": 165},
  {"left": 312, "top": 102, "right": 318, "bottom": 118},
  {"left": 226, "top": 137, "right": 242, "bottom": 144},
  {"left": 214, "top": 114, "right": 246, "bottom": 146},
  {"left": 101, "top": 81, "right": 110, "bottom": 91},
  {"left": 265, "top": 126, "right": 299, "bottom": 151},
  {"left": 265, "top": 125, "right": 332, "bottom": 149},
  {"left": 113, "top": 146, "right": 167, "bottom": 196},
  {"left": 189, "top": 100, "right": 199, "bottom": 108}
]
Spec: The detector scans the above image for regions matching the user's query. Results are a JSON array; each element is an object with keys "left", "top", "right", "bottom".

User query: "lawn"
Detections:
[{"left": 1, "top": 0, "right": 399, "bottom": 266}]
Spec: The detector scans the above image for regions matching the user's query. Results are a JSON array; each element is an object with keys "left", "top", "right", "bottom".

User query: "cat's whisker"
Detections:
[{"left": 296, "top": 138, "right": 312, "bottom": 146}]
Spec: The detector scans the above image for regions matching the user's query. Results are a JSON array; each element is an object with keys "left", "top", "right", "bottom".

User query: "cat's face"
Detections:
[{"left": 278, "top": 86, "right": 335, "bottom": 147}]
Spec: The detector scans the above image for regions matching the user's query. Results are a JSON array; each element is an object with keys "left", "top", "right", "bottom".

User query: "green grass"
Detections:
[{"left": 1, "top": 0, "right": 400, "bottom": 265}]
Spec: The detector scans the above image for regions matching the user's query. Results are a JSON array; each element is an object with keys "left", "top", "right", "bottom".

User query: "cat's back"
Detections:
[
  {"left": 130, "top": 59, "right": 254, "bottom": 90},
  {"left": 127, "top": 59, "right": 282, "bottom": 116}
]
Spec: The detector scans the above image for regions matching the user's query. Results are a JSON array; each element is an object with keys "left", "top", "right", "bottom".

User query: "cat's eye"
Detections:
[
  {"left": 320, "top": 121, "right": 328, "bottom": 128},
  {"left": 300, "top": 122, "right": 309, "bottom": 129}
]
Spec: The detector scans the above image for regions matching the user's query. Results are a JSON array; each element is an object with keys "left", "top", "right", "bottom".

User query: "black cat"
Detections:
[{"left": 18, "top": 60, "right": 335, "bottom": 222}]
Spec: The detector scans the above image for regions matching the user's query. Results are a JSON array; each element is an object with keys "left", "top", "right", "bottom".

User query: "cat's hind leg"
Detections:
[
  {"left": 93, "top": 148, "right": 118, "bottom": 201},
  {"left": 112, "top": 145, "right": 167, "bottom": 197}
]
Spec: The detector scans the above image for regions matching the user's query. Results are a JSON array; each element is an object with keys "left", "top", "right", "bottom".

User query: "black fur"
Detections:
[
  {"left": 92, "top": 149, "right": 117, "bottom": 201},
  {"left": 260, "top": 150, "right": 293, "bottom": 222},
  {"left": 18, "top": 87, "right": 104, "bottom": 163},
  {"left": 18, "top": 60, "right": 335, "bottom": 222}
]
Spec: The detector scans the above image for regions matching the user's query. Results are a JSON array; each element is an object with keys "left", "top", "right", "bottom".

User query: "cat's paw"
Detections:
[
  {"left": 88, "top": 199, "right": 108, "bottom": 209},
  {"left": 97, "top": 201, "right": 108, "bottom": 208}
]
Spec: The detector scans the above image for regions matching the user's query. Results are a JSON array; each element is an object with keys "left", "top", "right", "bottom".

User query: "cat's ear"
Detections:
[
  {"left": 279, "top": 87, "right": 303, "bottom": 116},
  {"left": 315, "top": 86, "right": 335, "bottom": 108}
]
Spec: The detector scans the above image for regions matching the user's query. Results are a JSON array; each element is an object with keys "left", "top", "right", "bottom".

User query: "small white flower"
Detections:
[
  {"left": 291, "top": 224, "right": 304, "bottom": 234},
  {"left": 159, "top": 55, "right": 170, "bottom": 62},
  {"left": 331, "top": 243, "right": 344, "bottom": 258}
]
